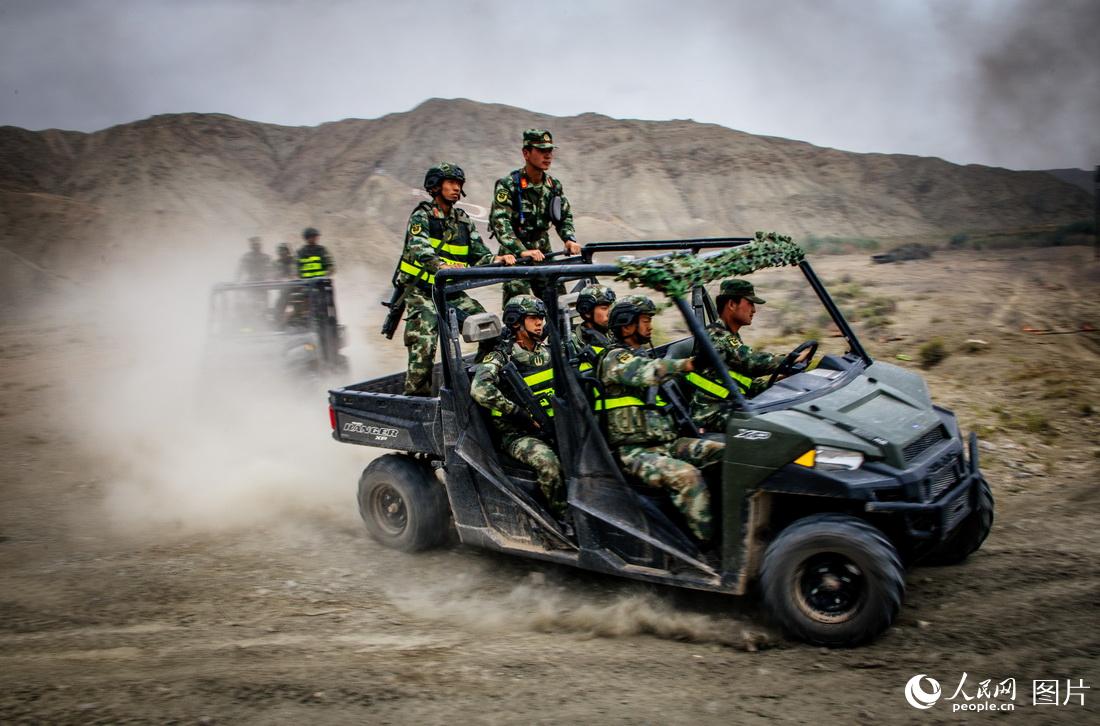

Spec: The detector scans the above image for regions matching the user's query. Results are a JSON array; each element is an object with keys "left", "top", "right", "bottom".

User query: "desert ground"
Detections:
[{"left": 1, "top": 246, "right": 1098, "bottom": 724}]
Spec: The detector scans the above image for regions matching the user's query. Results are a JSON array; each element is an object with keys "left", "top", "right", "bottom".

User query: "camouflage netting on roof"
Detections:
[{"left": 614, "top": 231, "right": 805, "bottom": 297}]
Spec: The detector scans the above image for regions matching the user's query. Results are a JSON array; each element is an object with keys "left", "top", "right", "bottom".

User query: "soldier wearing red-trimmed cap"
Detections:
[{"left": 489, "top": 129, "right": 581, "bottom": 305}]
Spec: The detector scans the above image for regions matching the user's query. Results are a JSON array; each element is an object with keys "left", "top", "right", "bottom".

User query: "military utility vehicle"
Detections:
[
  {"left": 328, "top": 235, "right": 993, "bottom": 646},
  {"left": 204, "top": 277, "right": 347, "bottom": 380}
]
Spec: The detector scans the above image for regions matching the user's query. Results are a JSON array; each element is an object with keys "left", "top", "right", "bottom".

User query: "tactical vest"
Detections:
[
  {"left": 510, "top": 170, "right": 563, "bottom": 244},
  {"left": 593, "top": 344, "right": 676, "bottom": 447},
  {"left": 490, "top": 355, "right": 555, "bottom": 419},
  {"left": 298, "top": 245, "right": 329, "bottom": 279},
  {"left": 399, "top": 205, "right": 473, "bottom": 288}
]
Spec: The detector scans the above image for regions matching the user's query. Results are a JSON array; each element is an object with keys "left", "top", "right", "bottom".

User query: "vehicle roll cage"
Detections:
[{"left": 433, "top": 237, "right": 871, "bottom": 414}]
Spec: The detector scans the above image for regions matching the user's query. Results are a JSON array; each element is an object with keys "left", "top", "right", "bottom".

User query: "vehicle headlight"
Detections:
[{"left": 794, "top": 447, "right": 865, "bottom": 471}]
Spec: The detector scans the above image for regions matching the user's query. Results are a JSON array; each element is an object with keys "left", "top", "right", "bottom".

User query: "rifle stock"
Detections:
[{"left": 380, "top": 285, "right": 406, "bottom": 339}]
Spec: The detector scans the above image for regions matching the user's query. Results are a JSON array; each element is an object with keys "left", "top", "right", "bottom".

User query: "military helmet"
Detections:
[
  {"left": 608, "top": 295, "right": 657, "bottom": 331},
  {"left": 502, "top": 294, "right": 547, "bottom": 328},
  {"left": 423, "top": 162, "right": 467, "bottom": 195},
  {"left": 302, "top": 227, "right": 320, "bottom": 240},
  {"left": 576, "top": 284, "right": 617, "bottom": 318}
]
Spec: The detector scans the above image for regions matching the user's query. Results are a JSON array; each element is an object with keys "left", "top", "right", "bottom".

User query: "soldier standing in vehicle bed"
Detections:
[
  {"left": 237, "top": 237, "right": 272, "bottom": 282},
  {"left": 489, "top": 129, "right": 582, "bottom": 305},
  {"left": 688, "top": 278, "right": 809, "bottom": 432},
  {"left": 470, "top": 295, "right": 565, "bottom": 517},
  {"left": 297, "top": 227, "right": 335, "bottom": 279},
  {"left": 398, "top": 162, "right": 516, "bottom": 397},
  {"left": 597, "top": 295, "right": 724, "bottom": 542}
]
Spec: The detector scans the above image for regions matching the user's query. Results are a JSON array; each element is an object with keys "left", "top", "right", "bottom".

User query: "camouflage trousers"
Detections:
[
  {"left": 403, "top": 287, "right": 485, "bottom": 396},
  {"left": 617, "top": 437, "right": 725, "bottom": 541},
  {"left": 504, "top": 433, "right": 565, "bottom": 517}
]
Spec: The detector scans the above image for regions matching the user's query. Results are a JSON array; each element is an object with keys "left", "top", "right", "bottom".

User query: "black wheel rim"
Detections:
[
  {"left": 794, "top": 552, "right": 866, "bottom": 624},
  {"left": 371, "top": 484, "right": 408, "bottom": 536}
]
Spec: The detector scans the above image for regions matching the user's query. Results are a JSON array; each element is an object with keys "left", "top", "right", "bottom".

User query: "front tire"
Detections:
[
  {"left": 357, "top": 454, "right": 450, "bottom": 552},
  {"left": 760, "top": 514, "right": 905, "bottom": 647},
  {"left": 923, "top": 477, "right": 994, "bottom": 566}
]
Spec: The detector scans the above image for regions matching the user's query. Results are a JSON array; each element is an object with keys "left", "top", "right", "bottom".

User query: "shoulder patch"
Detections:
[
  {"left": 495, "top": 189, "right": 508, "bottom": 204},
  {"left": 409, "top": 223, "right": 422, "bottom": 236},
  {"left": 616, "top": 350, "right": 632, "bottom": 363}
]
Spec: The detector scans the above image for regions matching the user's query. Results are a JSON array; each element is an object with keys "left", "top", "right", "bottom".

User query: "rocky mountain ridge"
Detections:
[{"left": 0, "top": 98, "right": 1092, "bottom": 306}]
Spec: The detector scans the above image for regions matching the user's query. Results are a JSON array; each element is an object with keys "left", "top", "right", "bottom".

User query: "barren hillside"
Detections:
[{"left": 0, "top": 98, "right": 1092, "bottom": 307}]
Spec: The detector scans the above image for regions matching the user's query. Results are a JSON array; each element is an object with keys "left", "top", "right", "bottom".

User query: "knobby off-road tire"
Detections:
[
  {"left": 924, "top": 477, "right": 995, "bottom": 566},
  {"left": 357, "top": 454, "right": 450, "bottom": 552},
  {"left": 760, "top": 513, "right": 905, "bottom": 648}
]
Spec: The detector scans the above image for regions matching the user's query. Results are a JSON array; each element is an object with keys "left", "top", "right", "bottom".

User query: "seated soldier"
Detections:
[
  {"left": 596, "top": 295, "right": 724, "bottom": 543},
  {"left": 470, "top": 295, "right": 566, "bottom": 518},
  {"left": 688, "top": 278, "right": 810, "bottom": 433},
  {"left": 570, "top": 284, "right": 616, "bottom": 361}
]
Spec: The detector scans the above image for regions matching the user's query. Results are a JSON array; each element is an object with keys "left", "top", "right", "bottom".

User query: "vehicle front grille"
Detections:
[
  {"left": 904, "top": 427, "right": 947, "bottom": 463},
  {"left": 928, "top": 462, "right": 960, "bottom": 501},
  {"left": 944, "top": 493, "right": 971, "bottom": 532}
]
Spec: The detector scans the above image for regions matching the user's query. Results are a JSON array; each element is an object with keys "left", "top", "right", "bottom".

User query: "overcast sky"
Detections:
[{"left": 1, "top": 0, "right": 1096, "bottom": 170}]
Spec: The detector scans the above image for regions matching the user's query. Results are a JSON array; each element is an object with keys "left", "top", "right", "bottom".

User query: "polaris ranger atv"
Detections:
[
  {"left": 328, "top": 234, "right": 993, "bottom": 647},
  {"left": 204, "top": 277, "right": 348, "bottom": 380}
]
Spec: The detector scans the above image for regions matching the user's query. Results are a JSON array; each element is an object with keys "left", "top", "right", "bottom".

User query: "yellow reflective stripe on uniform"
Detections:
[
  {"left": 685, "top": 369, "right": 753, "bottom": 397},
  {"left": 578, "top": 362, "right": 593, "bottom": 372},
  {"left": 429, "top": 236, "right": 470, "bottom": 257},
  {"left": 685, "top": 372, "right": 731, "bottom": 399},
  {"left": 523, "top": 368, "right": 554, "bottom": 386},
  {"left": 594, "top": 396, "right": 644, "bottom": 411},
  {"left": 437, "top": 257, "right": 468, "bottom": 268}
]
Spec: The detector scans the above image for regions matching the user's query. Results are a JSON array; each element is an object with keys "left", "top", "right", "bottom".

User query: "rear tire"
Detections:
[
  {"left": 357, "top": 454, "right": 450, "bottom": 552},
  {"left": 923, "top": 477, "right": 994, "bottom": 566},
  {"left": 760, "top": 514, "right": 905, "bottom": 647}
]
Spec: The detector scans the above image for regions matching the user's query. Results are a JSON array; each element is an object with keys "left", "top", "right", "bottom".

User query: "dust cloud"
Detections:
[
  {"left": 55, "top": 236, "right": 377, "bottom": 536},
  {"left": 386, "top": 571, "right": 772, "bottom": 651}
]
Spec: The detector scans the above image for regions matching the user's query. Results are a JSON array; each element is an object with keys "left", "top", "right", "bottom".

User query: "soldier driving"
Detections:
[
  {"left": 596, "top": 295, "right": 724, "bottom": 543},
  {"left": 688, "top": 278, "right": 810, "bottom": 432},
  {"left": 470, "top": 295, "right": 566, "bottom": 518},
  {"left": 489, "top": 129, "right": 581, "bottom": 305},
  {"left": 396, "top": 162, "right": 516, "bottom": 397}
]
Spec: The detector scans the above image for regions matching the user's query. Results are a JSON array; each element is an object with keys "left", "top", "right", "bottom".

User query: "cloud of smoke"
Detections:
[{"left": 57, "top": 233, "right": 383, "bottom": 535}]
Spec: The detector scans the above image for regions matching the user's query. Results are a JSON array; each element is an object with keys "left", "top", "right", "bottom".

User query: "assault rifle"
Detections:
[
  {"left": 501, "top": 360, "right": 556, "bottom": 442},
  {"left": 380, "top": 284, "right": 406, "bottom": 340}
]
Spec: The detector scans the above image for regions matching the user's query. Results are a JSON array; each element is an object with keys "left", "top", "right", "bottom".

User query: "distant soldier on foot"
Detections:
[{"left": 236, "top": 236, "right": 272, "bottom": 282}]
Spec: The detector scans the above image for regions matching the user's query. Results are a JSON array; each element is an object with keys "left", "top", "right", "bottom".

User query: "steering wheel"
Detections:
[{"left": 765, "top": 340, "right": 818, "bottom": 389}]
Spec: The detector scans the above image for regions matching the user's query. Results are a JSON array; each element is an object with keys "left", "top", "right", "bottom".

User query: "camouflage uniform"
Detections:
[
  {"left": 688, "top": 280, "right": 784, "bottom": 432},
  {"left": 688, "top": 321, "right": 783, "bottom": 431},
  {"left": 489, "top": 129, "right": 577, "bottom": 303},
  {"left": 470, "top": 340, "right": 565, "bottom": 516},
  {"left": 597, "top": 341, "right": 723, "bottom": 541},
  {"left": 400, "top": 199, "right": 494, "bottom": 396}
]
